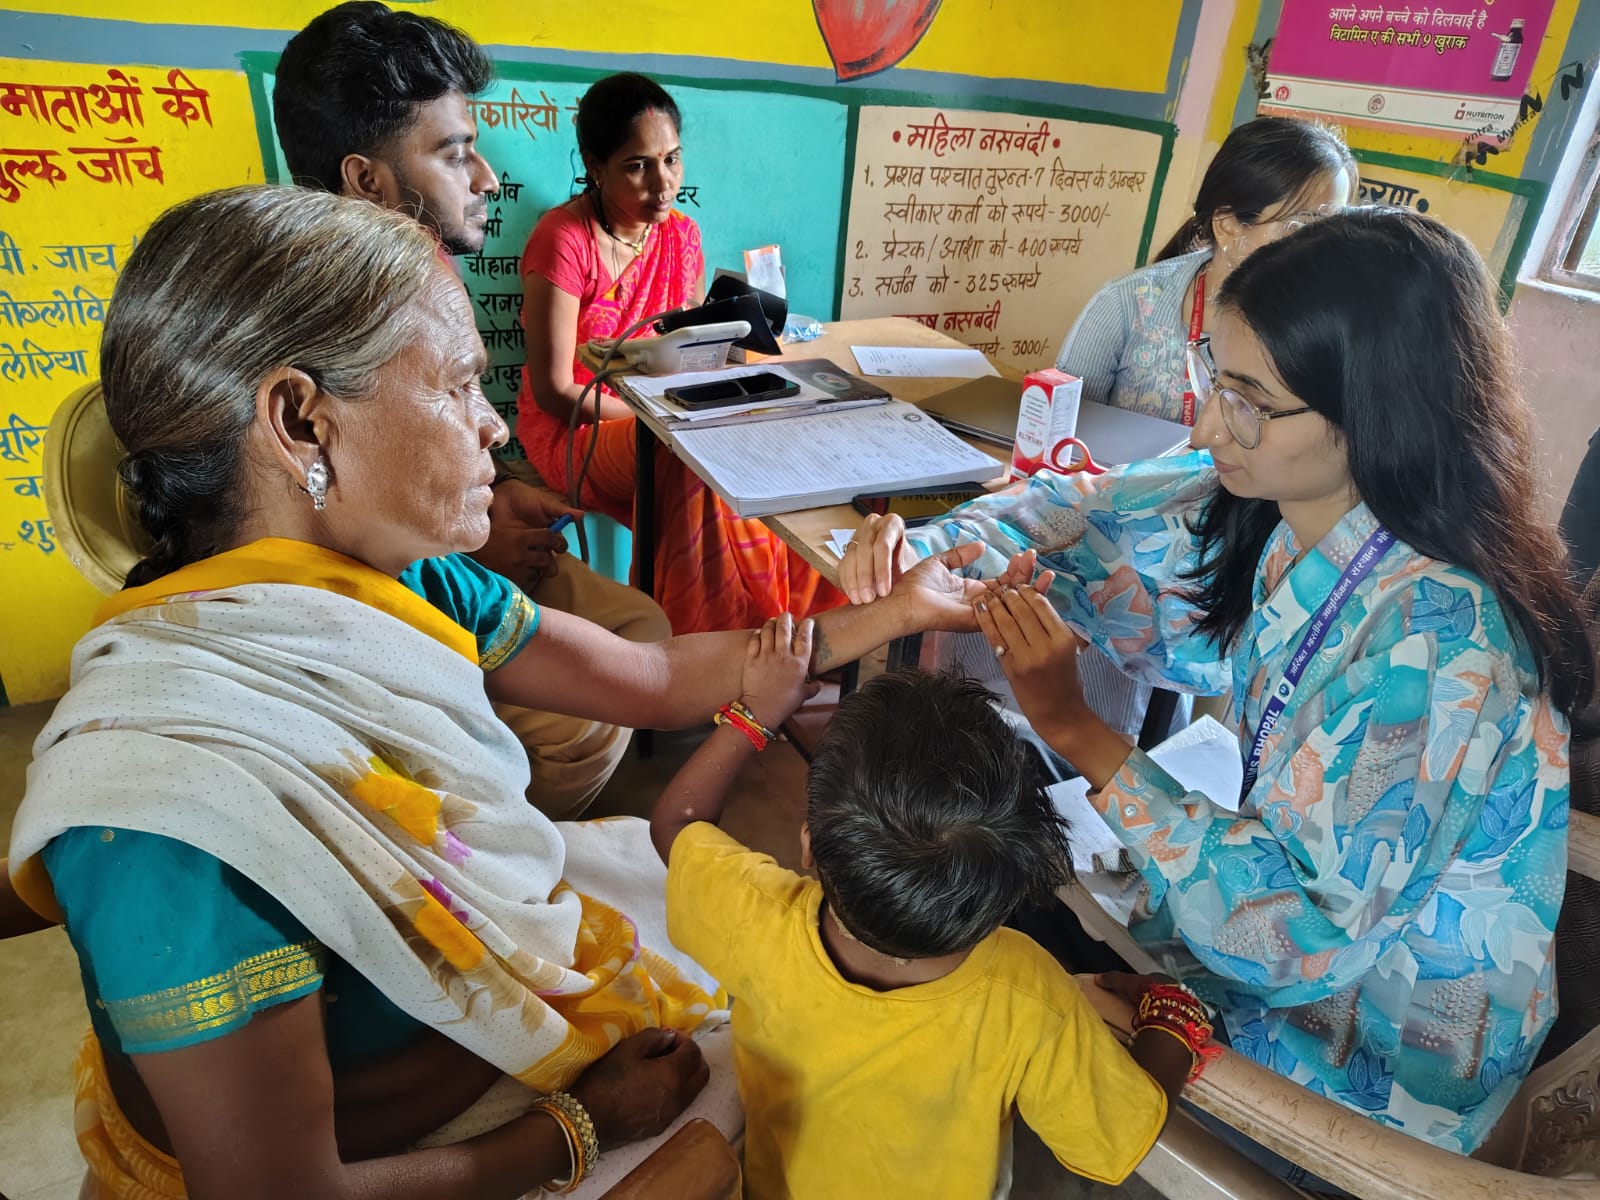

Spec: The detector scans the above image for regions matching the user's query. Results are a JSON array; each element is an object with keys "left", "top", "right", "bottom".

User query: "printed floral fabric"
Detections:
[
  {"left": 10, "top": 540, "right": 714, "bottom": 1092},
  {"left": 908, "top": 454, "right": 1571, "bottom": 1153},
  {"left": 1054, "top": 249, "right": 1209, "bottom": 422}
]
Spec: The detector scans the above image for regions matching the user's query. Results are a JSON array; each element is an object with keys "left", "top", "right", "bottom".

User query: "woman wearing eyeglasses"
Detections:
[
  {"left": 1056, "top": 116, "right": 1356, "bottom": 427},
  {"left": 838, "top": 208, "right": 1591, "bottom": 1162}
]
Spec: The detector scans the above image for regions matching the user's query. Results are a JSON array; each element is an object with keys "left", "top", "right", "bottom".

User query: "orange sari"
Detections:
[{"left": 518, "top": 203, "right": 843, "bottom": 633}]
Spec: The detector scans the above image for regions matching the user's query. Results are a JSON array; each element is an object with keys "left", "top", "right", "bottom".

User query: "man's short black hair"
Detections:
[
  {"left": 806, "top": 669, "right": 1072, "bottom": 960},
  {"left": 273, "top": 1, "right": 492, "bottom": 192}
]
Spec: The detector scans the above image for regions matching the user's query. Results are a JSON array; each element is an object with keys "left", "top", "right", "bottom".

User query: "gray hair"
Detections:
[{"left": 102, "top": 184, "right": 439, "bottom": 586}]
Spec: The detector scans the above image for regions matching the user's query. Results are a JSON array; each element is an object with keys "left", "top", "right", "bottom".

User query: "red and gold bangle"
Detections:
[
  {"left": 714, "top": 700, "right": 778, "bottom": 751},
  {"left": 1132, "top": 983, "right": 1222, "bottom": 1082}
]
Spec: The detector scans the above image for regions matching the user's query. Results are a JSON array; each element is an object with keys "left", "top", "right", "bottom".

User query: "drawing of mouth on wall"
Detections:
[{"left": 813, "top": 0, "right": 944, "bottom": 80}]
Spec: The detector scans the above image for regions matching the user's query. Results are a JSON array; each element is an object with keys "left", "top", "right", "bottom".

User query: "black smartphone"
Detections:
[
  {"left": 851, "top": 483, "right": 992, "bottom": 527},
  {"left": 664, "top": 371, "right": 801, "bottom": 410}
]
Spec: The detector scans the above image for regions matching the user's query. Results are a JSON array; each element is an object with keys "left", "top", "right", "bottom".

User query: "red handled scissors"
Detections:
[{"left": 1042, "top": 436, "right": 1107, "bottom": 475}]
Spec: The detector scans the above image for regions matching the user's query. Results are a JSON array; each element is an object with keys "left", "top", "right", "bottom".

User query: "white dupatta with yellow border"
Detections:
[{"left": 10, "top": 538, "right": 717, "bottom": 1093}]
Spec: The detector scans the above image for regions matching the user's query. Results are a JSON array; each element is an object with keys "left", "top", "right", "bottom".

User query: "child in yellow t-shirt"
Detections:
[{"left": 653, "top": 614, "right": 1194, "bottom": 1200}]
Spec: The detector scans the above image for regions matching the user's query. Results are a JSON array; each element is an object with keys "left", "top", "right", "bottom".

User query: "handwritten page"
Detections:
[
  {"left": 851, "top": 345, "right": 999, "bottom": 379},
  {"left": 839, "top": 105, "right": 1163, "bottom": 369},
  {"left": 670, "top": 401, "right": 1001, "bottom": 517}
]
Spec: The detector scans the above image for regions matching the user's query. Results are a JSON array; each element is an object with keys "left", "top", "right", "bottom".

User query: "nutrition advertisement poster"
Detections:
[{"left": 1261, "top": 1, "right": 1558, "bottom": 144}]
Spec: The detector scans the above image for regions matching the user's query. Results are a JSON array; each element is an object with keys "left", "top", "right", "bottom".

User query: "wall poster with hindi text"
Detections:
[
  {"left": 1262, "top": 0, "right": 1558, "bottom": 145},
  {"left": 839, "top": 106, "right": 1165, "bottom": 371},
  {"left": 1354, "top": 163, "right": 1523, "bottom": 275},
  {"left": 0, "top": 57, "right": 265, "bottom": 702}
]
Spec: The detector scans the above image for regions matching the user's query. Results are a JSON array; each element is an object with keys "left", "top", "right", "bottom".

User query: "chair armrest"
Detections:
[
  {"left": 600, "top": 1119, "right": 742, "bottom": 1200},
  {"left": 1569, "top": 808, "right": 1600, "bottom": 882},
  {"left": 1076, "top": 975, "right": 1591, "bottom": 1200}
]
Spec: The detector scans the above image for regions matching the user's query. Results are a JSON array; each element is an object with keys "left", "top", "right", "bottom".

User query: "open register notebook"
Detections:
[{"left": 669, "top": 400, "right": 1002, "bottom": 517}]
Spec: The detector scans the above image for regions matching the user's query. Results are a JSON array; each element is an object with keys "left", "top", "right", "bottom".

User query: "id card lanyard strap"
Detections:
[
  {"left": 1179, "top": 268, "right": 1206, "bottom": 426},
  {"left": 1239, "top": 525, "right": 1396, "bottom": 802}
]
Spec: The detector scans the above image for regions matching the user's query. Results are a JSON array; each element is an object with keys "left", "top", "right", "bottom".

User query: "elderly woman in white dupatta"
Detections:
[{"left": 5, "top": 185, "right": 997, "bottom": 1200}]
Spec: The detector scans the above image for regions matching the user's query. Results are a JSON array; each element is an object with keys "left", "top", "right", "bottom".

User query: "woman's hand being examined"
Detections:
[
  {"left": 567, "top": 1027, "right": 710, "bottom": 1150},
  {"left": 842, "top": 513, "right": 1047, "bottom": 633},
  {"left": 739, "top": 614, "right": 819, "bottom": 731}
]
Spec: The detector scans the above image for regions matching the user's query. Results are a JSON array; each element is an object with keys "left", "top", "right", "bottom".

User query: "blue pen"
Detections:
[{"left": 548, "top": 514, "right": 576, "bottom": 536}]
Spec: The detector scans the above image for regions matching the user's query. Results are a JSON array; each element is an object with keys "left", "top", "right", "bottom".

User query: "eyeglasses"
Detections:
[{"left": 1184, "top": 336, "right": 1313, "bottom": 450}]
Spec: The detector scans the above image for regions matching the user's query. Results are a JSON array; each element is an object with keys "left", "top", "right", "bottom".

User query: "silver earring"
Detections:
[{"left": 305, "top": 456, "right": 329, "bottom": 511}]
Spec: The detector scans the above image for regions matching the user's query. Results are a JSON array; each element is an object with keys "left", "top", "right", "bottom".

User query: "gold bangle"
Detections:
[
  {"left": 1132, "top": 1021, "right": 1200, "bottom": 1072},
  {"left": 533, "top": 1091, "right": 599, "bottom": 1192},
  {"left": 533, "top": 1103, "right": 580, "bottom": 1193}
]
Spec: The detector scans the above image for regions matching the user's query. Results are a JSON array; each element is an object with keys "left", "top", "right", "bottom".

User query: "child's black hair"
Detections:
[{"left": 806, "top": 668, "right": 1073, "bottom": 959}]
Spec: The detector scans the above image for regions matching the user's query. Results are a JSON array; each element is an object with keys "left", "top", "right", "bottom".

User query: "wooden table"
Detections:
[
  {"left": 621, "top": 317, "right": 1183, "bottom": 745},
  {"left": 622, "top": 316, "right": 1017, "bottom": 597}
]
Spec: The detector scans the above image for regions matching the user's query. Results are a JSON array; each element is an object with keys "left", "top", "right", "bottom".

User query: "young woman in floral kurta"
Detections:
[{"left": 843, "top": 209, "right": 1593, "bottom": 1157}]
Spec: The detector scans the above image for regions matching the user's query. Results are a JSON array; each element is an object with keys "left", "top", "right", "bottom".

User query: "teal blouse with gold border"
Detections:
[{"left": 43, "top": 553, "right": 539, "bottom": 1065}]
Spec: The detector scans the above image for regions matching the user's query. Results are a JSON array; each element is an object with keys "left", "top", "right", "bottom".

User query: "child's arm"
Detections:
[
  {"left": 649, "top": 615, "right": 816, "bottom": 864},
  {"left": 1128, "top": 1023, "right": 1194, "bottom": 1122},
  {"left": 1100, "top": 971, "right": 1204, "bottom": 1121},
  {"left": 0, "top": 857, "right": 57, "bottom": 938}
]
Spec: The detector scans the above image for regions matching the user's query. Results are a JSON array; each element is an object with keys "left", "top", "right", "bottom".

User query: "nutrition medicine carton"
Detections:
[{"left": 1009, "top": 368, "right": 1083, "bottom": 481}]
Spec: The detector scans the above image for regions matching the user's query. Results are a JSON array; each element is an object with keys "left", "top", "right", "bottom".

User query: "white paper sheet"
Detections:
[
  {"left": 743, "top": 245, "right": 786, "bottom": 299},
  {"left": 1049, "top": 714, "right": 1244, "bottom": 915},
  {"left": 850, "top": 345, "right": 1000, "bottom": 379},
  {"left": 824, "top": 528, "right": 858, "bottom": 557},
  {"left": 670, "top": 401, "right": 1001, "bottom": 517}
]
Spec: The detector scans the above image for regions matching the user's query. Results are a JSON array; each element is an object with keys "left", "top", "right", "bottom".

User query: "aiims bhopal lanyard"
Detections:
[
  {"left": 1180, "top": 268, "right": 1206, "bottom": 426},
  {"left": 1239, "top": 525, "right": 1396, "bottom": 802}
]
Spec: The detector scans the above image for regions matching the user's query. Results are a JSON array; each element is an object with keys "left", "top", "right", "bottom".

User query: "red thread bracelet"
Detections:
[{"left": 715, "top": 704, "right": 769, "bottom": 751}]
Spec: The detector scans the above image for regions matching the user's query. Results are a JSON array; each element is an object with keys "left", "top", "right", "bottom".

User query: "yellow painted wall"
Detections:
[
  {"left": 1, "top": 60, "right": 264, "bottom": 702},
  {"left": 1, "top": 0, "right": 1186, "bottom": 93}
]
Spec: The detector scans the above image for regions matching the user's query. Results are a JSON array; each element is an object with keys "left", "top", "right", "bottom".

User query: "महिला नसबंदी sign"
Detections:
[{"left": 840, "top": 105, "right": 1164, "bottom": 369}]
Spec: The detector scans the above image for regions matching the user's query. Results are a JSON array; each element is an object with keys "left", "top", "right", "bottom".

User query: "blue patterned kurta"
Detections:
[{"left": 907, "top": 452, "right": 1570, "bottom": 1154}]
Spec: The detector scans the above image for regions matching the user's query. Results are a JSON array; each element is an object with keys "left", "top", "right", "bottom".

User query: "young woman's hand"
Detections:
[
  {"left": 974, "top": 580, "right": 1091, "bottom": 742},
  {"left": 838, "top": 512, "right": 917, "bottom": 605},
  {"left": 738, "top": 614, "right": 818, "bottom": 731}
]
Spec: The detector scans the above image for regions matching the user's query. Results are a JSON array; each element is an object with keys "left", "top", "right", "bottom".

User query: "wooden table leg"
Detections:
[
  {"left": 634, "top": 418, "right": 657, "bottom": 760},
  {"left": 634, "top": 417, "right": 656, "bottom": 604},
  {"left": 885, "top": 633, "right": 923, "bottom": 672},
  {"left": 1138, "top": 688, "right": 1179, "bottom": 750}
]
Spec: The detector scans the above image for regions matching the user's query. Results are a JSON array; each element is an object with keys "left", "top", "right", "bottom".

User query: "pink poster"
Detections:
[{"left": 1262, "top": 1, "right": 1558, "bottom": 144}]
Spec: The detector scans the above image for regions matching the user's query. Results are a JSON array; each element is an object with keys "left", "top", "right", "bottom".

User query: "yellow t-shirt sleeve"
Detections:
[
  {"left": 665, "top": 821, "right": 807, "bottom": 994},
  {"left": 1017, "top": 974, "right": 1168, "bottom": 1184}
]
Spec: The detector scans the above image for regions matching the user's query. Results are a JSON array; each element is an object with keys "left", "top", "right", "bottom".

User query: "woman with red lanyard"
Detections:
[{"left": 1054, "top": 117, "right": 1356, "bottom": 426}]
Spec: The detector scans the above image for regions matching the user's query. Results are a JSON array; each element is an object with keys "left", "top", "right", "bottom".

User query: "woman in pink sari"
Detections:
[{"left": 518, "top": 73, "right": 842, "bottom": 634}]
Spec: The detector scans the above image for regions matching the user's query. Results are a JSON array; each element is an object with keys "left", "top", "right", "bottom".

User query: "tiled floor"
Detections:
[{"left": 0, "top": 698, "right": 1159, "bottom": 1199}]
